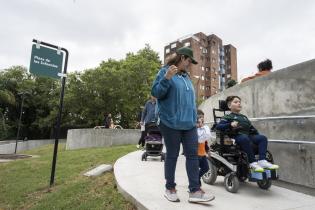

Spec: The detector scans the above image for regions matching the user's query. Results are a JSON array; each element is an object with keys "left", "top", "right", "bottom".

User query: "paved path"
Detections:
[{"left": 114, "top": 150, "right": 315, "bottom": 210}]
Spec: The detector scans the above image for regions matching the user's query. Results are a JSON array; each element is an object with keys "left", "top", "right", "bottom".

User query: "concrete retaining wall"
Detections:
[
  {"left": 66, "top": 129, "right": 140, "bottom": 150},
  {"left": 0, "top": 139, "right": 65, "bottom": 154},
  {"left": 199, "top": 59, "right": 315, "bottom": 188}
]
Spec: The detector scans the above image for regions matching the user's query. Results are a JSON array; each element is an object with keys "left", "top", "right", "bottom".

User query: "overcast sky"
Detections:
[{"left": 1, "top": 0, "right": 315, "bottom": 80}]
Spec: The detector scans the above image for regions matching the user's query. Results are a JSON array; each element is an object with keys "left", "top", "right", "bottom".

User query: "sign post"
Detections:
[{"left": 29, "top": 39, "right": 69, "bottom": 187}]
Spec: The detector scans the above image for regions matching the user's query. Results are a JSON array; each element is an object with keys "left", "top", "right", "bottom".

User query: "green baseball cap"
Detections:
[{"left": 176, "top": 47, "right": 198, "bottom": 64}]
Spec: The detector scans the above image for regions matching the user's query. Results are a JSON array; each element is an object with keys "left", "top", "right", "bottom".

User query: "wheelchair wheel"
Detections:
[
  {"left": 202, "top": 159, "right": 217, "bottom": 185},
  {"left": 224, "top": 172, "right": 239, "bottom": 193},
  {"left": 257, "top": 179, "right": 272, "bottom": 190},
  {"left": 266, "top": 151, "right": 274, "bottom": 163}
]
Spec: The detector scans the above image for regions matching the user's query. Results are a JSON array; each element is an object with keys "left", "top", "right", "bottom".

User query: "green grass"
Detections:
[{"left": 0, "top": 144, "right": 137, "bottom": 210}]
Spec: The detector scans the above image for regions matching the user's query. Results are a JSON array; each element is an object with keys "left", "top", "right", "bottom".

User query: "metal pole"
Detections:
[
  {"left": 14, "top": 93, "right": 25, "bottom": 154},
  {"left": 32, "top": 39, "right": 69, "bottom": 187}
]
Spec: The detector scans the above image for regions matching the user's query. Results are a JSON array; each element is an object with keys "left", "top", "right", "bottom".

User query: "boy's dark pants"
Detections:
[
  {"left": 199, "top": 156, "right": 209, "bottom": 185},
  {"left": 234, "top": 134, "right": 268, "bottom": 163}
]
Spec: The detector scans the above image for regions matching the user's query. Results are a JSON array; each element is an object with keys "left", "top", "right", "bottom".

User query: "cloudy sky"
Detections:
[{"left": 1, "top": 0, "right": 315, "bottom": 80}]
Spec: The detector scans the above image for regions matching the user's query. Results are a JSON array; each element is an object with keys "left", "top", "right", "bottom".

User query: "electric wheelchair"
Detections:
[{"left": 202, "top": 100, "right": 278, "bottom": 193}]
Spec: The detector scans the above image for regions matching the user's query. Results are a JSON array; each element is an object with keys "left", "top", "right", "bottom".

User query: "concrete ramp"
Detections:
[{"left": 114, "top": 151, "right": 315, "bottom": 210}]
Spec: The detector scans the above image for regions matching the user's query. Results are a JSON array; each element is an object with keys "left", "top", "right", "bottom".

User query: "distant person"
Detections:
[
  {"left": 241, "top": 59, "right": 273, "bottom": 83},
  {"left": 137, "top": 96, "right": 157, "bottom": 148},
  {"left": 152, "top": 47, "right": 215, "bottom": 203},
  {"left": 104, "top": 113, "right": 112, "bottom": 129},
  {"left": 109, "top": 119, "right": 115, "bottom": 129}
]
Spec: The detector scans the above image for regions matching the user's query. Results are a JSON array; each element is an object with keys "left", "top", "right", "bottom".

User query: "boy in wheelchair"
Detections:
[{"left": 216, "top": 96, "right": 279, "bottom": 172}]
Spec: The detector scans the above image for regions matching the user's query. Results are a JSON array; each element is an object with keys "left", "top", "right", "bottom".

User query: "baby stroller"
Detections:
[
  {"left": 202, "top": 100, "right": 278, "bottom": 193},
  {"left": 141, "top": 122, "right": 165, "bottom": 161}
]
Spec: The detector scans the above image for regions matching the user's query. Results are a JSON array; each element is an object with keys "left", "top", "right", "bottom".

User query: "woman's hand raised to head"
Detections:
[{"left": 165, "top": 65, "right": 178, "bottom": 80}]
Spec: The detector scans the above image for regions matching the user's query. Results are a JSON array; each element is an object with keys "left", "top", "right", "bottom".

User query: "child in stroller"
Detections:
[{"left": 141, "top": 122, "right": 165, "bottom": 161}]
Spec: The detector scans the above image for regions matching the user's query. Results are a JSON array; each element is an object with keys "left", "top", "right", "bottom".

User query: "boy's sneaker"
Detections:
[
  {"left": 188, "top": 189, "right": 215, "bottom": 203},
  {"left": 164, "top": 188, "right": 180, "bottom": 202},
  {"left": 258, "top": 160, "right": 279, "bottom": 169},
  {"left": 250, "top": 162, "right": 264, "bottom": 172},
  {"left": 136, "top": 144, "right": 140, "bottom": 149}
]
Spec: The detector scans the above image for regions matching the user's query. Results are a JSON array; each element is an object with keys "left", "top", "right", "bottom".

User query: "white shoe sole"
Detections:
[
  {"left": 164, "top": 194, "right": 180, "bottom": 202},
  {"left": 188, "top": 196, "right": 215, "bottom": 203}
]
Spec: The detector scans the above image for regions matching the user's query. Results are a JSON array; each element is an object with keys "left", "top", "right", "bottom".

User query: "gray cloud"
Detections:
[{"left": 1, "top": 0, "right": 314, "bottom": 80}]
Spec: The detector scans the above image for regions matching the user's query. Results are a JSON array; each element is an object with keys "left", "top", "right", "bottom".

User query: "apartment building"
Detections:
[{"left": 164, "top": 32, "right": 237, "bottom": 100}]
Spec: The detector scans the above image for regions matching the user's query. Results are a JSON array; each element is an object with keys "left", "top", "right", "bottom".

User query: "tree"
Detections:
[
  {"left": 0, "top": 45, "right": 162, "bottom": 140},
  {"left": 63, "top": 44, "right": 161, "bottom": 129},
  {"left": 226, "top": 79, "right": 237, "bottom": 88}
]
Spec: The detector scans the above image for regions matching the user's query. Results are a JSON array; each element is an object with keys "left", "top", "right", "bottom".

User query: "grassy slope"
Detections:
[{"left": 0, "top": 144, "right": 137, "bottom": 210}]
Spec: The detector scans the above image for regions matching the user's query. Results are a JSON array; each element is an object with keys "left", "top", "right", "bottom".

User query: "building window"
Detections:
[
  {"left": 212, "top": 78, "right": 215, "bottom": 82},
  {"left": 203, "top": 48, "right": 207, "bottom": 54},
  {"left": 184, "top": 42, "right": 190, "bottom": 47},
  {"left": 205, "top": 67, "right": 209, "bottom": 72},
  {"left": 227, "top": 74, "right": 231, "bottom": 78},
  {"left": 201, "top": 66, "right": 205, "bottom": 71},
  {"left": 212, "top": 58, "right": 216, "bottom": 63},
  {"left": 165, "top": 48, "right": 170, "bottom": 54},
  {"left": 171, "top": 43, "right": 176, "bottom": 49},
  {"left": 212, "top": 67, "right": 216, "bottom": 72},
  {"left": 212, "top": 50, "right": 215, "bottom": 54},
  {"left": 212, "top": 41, "right": 216, "bottom": 46},
  {"left": 201, "top": 76, "right": 204, "bottom": 80}
]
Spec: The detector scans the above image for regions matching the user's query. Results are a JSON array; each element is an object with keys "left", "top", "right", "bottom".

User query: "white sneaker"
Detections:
[
  {"left": 136, "top": 144, "right": 140, "bottom": 149},
  {"left": 258, "top": 160, "right": 279, "bottom": 169},
  {"left": 188, "top": 189, "right": 215, "bottom": 203},
  {"left": 164, "top": 189, "right": 180, "bottom": 202},
  {"left": 250, "top": 162, "right": 264, "bottom": 172}
]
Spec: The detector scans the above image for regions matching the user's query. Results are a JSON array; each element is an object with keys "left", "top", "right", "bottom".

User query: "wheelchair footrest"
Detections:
[
  {"left": 265, "top": 169, "right": 279, "bottom": 180},
  {"left": 249, "top": 169, "right": 279, "bottom": 182}
]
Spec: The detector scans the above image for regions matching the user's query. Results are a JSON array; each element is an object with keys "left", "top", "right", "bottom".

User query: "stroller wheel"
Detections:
[
  {"left": 257, "top": 179, "right": 272, "bottom": 190},
  {"left": 224, "top": 172, "right": 239, "bottom": 193},
  {"left": 161, "top": 153, "right": 165, "bottom": 162},
  {"left": 202, "top": 159, "right": 217, "bottom": 185},
  {"left": 141, "top": 153, "right": 147, "bottom": 161}
]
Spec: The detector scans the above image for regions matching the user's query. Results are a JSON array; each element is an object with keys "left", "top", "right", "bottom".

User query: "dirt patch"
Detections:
[{"left": 0, "top": 154, "right": 32, "bottom": 160}]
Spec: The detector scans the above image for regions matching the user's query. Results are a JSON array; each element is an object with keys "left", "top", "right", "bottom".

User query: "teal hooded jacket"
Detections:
[{"left": 151, "top": 65, "right": 197, "bottom": 130}]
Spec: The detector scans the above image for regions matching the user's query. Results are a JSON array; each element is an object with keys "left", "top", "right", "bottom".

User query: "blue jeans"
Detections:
[
  {"left": 199, "top": 156, "right": 209, "bottom": 186},
  {"left": 234, "top": 134, "right": 268, "bottom": 163},
  {"left": 159, "top": 122, "right": 200, "bottom": 192}
]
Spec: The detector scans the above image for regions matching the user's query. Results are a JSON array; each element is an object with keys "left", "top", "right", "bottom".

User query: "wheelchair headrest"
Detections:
[{"left": 219, "top": 100, "right": 230, "bottom": 111}]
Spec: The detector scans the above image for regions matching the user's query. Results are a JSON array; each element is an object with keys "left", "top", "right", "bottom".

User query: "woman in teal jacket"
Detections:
[{"left": 151, "top": 47, "right": 215, "bottom": 203}]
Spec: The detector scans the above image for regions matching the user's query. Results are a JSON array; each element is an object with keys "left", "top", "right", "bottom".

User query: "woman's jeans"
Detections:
[
  {"left": 234, "top": 134, "right": 268, "bottom": 163},
  {"left": 159, "top": 122, "right": 200, "bottom": 192}
]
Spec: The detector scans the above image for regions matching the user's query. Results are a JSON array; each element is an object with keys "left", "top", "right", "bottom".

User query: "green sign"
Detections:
[{"left": 29, "top": 44, "right": 64, "bottom": 79}]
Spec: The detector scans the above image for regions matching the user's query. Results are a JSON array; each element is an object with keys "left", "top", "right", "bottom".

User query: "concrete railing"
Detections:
[
  {"left": 199, "top": 59, "right": 315, "bottom": 189},
  {"left": 66, "top": 129, "right": 141, "bottom": 150}
]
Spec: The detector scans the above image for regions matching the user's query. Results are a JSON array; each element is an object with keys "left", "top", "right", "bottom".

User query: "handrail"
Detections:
[
  {"left": 269, "top": 139, "right": 315, "bottom": 145},
  {"left": 250, "top": 115, "right": 315, "bottom": 121},
  {"left": 205, "top": 115, "right": 315, "bottom": 124}
]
